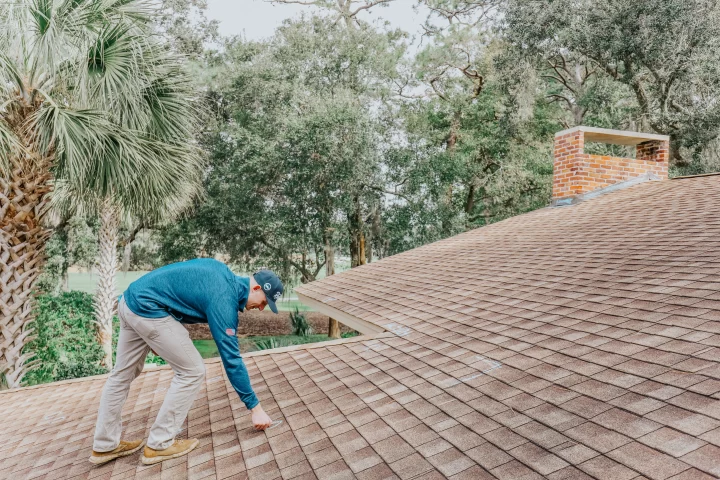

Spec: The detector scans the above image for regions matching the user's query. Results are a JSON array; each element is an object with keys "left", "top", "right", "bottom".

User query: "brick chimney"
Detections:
[{"left": 553, "top": 126, "right": 670, "bottom": 202}]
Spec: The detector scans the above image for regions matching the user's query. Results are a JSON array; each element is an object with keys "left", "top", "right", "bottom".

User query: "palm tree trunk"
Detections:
[
  {"left": 0, "top": 154, "right": 52, "bottom": 388},
  {"left": 95, "top": 198, "right": 119, "bottom": 371}
]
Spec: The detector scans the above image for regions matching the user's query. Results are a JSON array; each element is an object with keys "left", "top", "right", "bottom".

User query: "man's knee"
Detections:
[
  {"left": 179, "top": 362, "right": 205, "bottom": 384},
  {"left": 108, "top": 363, "right": 139, "bottom": 383}
]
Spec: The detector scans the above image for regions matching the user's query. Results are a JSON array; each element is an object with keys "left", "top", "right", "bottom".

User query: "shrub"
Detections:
[
  {"left": 23, "top": 291, "right": 108, "bottom": 386},
  {"left": 253, "top": 337, "right": 299, "bottom": 351},
  {"left": 289, "top": 307, "right": 312, "bottom": 336},
  {"left": 23, "top": 291, "right": 167, "bottom": 387}
]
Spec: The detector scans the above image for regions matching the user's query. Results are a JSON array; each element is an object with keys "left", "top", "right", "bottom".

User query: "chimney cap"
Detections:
[{"left": 555, "top": 126, "right": 669, "bottom": 146}]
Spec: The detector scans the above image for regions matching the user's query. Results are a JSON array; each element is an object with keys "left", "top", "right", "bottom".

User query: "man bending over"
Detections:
[{"left": 89, "top": 258, "right": 283, "bottom": 465}]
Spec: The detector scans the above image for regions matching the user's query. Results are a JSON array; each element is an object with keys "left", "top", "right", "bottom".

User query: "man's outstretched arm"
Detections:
[{"left": 206, "top": 301, "right": 272, "bottom": 430}]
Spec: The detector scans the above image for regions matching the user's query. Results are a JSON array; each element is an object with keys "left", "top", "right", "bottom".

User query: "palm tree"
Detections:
[{"left": 0, "top": 0, "right": 202, "bottom": 387}]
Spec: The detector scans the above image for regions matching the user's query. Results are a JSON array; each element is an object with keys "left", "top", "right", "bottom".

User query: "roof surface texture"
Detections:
[{"left": 2, "top": 175, "right": 720, "bottom": 480}]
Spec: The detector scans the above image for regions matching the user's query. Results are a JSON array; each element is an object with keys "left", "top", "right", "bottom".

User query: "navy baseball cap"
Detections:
[{"left": 254, "top": 269, "right": 284, "bottom": 314}]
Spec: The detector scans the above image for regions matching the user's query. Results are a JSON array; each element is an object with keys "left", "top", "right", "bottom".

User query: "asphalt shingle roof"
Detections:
[{"left": 2, "top": 175, "right": 720, "bottom": 479}]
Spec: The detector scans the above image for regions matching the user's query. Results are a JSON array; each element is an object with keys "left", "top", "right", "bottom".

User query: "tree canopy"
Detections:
[{"left": 154, "top": 0, "right": 720, "bottom": 283}]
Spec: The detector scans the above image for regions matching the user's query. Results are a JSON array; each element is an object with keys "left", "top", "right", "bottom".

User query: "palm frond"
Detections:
[
  {"left": 30, "top": 102, "right": 203, "bottom": 214},
  {"left": 86, "top": 23, "right": 145, "bottom": 103},
  {"left": 30, "top": 105, "right": 105, "bottom": 188},
  {"left": 48, "top": 178, "right": 101, "bottom": 218},
  {"left": 0, "top": 54, "right": 26, "bottom": 99},
  {"left": 28, "top": 0, "right": 60, "bottom": 72},
  {"left": 141, "top": 60, "right": 198, "bottom": 141},
  {"left": 29, "top": 0, "right": 52, "bottom": 37},
  {"left": 117, "top": 137, "right": 203, "bottom": 210}
]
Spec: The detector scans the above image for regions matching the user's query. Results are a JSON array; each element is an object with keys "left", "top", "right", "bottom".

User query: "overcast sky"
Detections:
[{"left": 205, "top": 0, "right": 427, "bottom": 42}]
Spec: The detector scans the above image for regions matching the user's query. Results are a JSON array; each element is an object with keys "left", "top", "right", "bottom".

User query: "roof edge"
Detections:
[
  {"left": 0, "top": 371, "right": 111, "bottom": 395},
  {"left": 240, "top": 331, "right": 394, "bottom": 357},
  {"left": 554, "top": 125, "right": 670, "bottom": 142},
  {"left": 296, "top": 291, "right": 386, "bottom": 335},
  {"left": 0, "top": 333, "right": 394, "bottom": 396},
  {"left": 672, "top": 172, "right": 720, "bottom": 180}
]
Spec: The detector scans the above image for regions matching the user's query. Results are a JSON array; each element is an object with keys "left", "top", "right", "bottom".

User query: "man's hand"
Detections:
[{"left": 251, "top": 404, "right": 272, "bottom": 431}]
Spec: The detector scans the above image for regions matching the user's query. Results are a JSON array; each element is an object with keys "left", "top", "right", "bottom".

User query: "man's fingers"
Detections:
[{"left": 254, "top": 422, "right": 272, "bottom": 431}]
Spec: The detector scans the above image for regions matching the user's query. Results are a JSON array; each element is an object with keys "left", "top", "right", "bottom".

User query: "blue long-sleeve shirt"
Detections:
[{"left": 123, "top": 258, "right": 259, "bottom": 409}]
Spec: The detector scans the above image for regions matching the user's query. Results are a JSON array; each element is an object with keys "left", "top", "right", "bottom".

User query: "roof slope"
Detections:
[
  {"left": 296, "top": 175, "right": 720, "bottom": 479},
  {"left": 0, "top": 176, "right": 719, "bottom": 480}
]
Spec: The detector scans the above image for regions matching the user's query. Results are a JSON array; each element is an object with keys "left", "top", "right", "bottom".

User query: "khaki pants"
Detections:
[{"left": 93, "top": 299, "right": 205, "bottom": 452}]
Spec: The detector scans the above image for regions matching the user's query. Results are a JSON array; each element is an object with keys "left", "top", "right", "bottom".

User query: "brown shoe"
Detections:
[
  {"left": 141, "top": 438, "right": 199, "bottom": 465},
  {"left": 89, "top": 439, "right": 145, "bottom": 465}
]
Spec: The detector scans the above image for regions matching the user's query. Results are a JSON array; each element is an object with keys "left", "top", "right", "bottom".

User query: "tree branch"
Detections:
[
  {"left": 349, "top": 0, "right": 393, "bottom": 16},
  {"left": 364, "top": 183, "right": 411, "bottom": 202}
]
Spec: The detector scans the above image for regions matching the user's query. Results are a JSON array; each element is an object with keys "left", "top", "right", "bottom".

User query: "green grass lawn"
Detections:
[
  {"left": 193, "top": 339, "right": 222, "bottom": 358},
  {"left": 69, "top": 271, "right": 147, "bottom": 293}
]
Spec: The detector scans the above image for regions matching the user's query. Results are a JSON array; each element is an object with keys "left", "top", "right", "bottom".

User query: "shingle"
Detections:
[
  {"left": 330, "top": 429, "right": 369, "bottom": 457},
  {"left": 371, "top": 435, "right": 415, "bottom": 464},
  {"left": 508, "top": 442, "right": 569, "bottom": 475},
  {"left": 646, "top": 405, "right": 720, "bottom": 436},
  {"left": 447, "top": 464, "right": 495, "bottom": 480},
  {"left": 578, "top": 455, "right": 638, "bottom": 480},
  {"left": 388, "top": 453, "right": 435, "bottom": 479},
  {"left": 591, "top": 408, "right": 662, "bottom": 438},
  {"left": 561, "top": 395, "right": 613, "bottom": 418},
  {"left": 607, "top": 441, "right": 690, "bottom": 479},
  {"left": 552, "top": 442, "right": 599, "bottom": 464},
  {"left": 342, "top": 446, "right": 383, "bottom": 474},
  {"left": 355, "top": 463, "right": 399, "bottom": 480},
  {"left": 565, "top": 422, "right": 631, "bottom": 453},
  {"left": 313, "top": 459, "right": 354, "bottom": 480},
  {"left": 426, "top": 447, "right": 475, "bottom": 477},
  {"left": 305, "top": 445, "right": 342, "bottom": 470},
  {"left": 638, "top": 427, "right": 706, "bottom": 457},
  {"left": 483, "top": 426, "right": 528, "bottom": 450},
  {"left": 680, "top": 444, "right": 720, "bottom": 478},
  {"left": 608, "top": 392, "right": 665, "bottom": 415},
  {"left": 490, "top": 459, "right": 545, "bottom": 480},
  {"left": 547, "top": 466, "right": 595, "bottom": 480},
  {"left": 668, "top": 468, "right": 718, "bottom": 480}
]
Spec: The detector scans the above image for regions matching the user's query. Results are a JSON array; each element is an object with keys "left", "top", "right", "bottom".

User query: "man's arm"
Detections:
[
  {"left": 205, "top": 299, "right": 271, "bottom": 429},
  {"left": 206, "top": 301, "right": 259, "bottom": 408}
]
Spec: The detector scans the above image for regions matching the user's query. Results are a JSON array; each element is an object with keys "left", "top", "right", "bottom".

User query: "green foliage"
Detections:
[
  {"left": 157, "top": 0, "right": 219, "bottom": 59},
  {"left": 158, "top": 16, "right": 405, "bottom": 280},
  {"left": 36, "top": 217, "right": 99, "bottom": 295},
  {"left": 22, "top": 292, "right": 166, "bottom": 387},
  {"left": 253, "top": 337, "right": 299, "bottom": 351},
  {"left": 144, "top": 350, "right": 168, "bottom": 365},
  {"left": 289, "top": 308, "right": 313, "bottom": 337},
  {"left": 23, "top": 292, "right": 108, "bottom": 386},
  {"left": 504, "top": 0, "right": 720, "bottom": 168},
  {"left": 35, "top": 233, "right": 70, "bottom": 295},
  {"left": 153, "top": 0, "right": 720, "bottom": 286}
]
